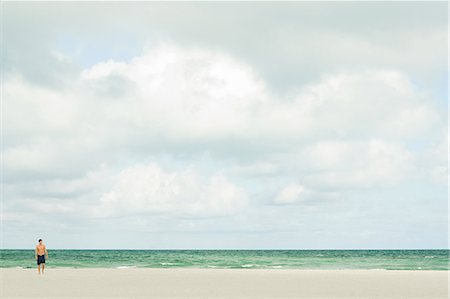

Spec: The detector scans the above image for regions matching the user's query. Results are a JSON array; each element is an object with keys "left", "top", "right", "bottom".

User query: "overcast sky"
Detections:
[{"left": 2, "top": 2, "right": 448, "bottom": 249}]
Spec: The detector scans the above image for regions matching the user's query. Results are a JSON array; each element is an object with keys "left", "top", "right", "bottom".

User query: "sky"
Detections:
[{"left": 2, "top": 2, "right": 448, "bottom": 249}]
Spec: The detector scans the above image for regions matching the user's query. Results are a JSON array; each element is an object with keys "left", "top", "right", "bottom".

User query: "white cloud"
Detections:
[
  {"left": 5, "top": 43, "right": 440, "bottom": 147},
  {"left": 3, "top": 77, "right": 79, "bottom": 140},
  {"left": 228, "top": 162, "right": 280, "bottom": 177},
  {"left": 274, "top": 183, "right": 307, "bottom": 204},
  {"left": 78, "top": 43, "right": 269, "bottom": 140},
  {"left": 3, "top": 42, "right": 445, "bottom": 249},
  {"left": 4, "top": 42, "right": 443, "bottom": 193},
  {"left": 5, "top": 162, "right": 249, "bottom": 220},
  {"left": 4, "top": 41, "right": 444, "bottom": 190},
  {"left": 297, "top": 139, "right": 416, "bottom": 189},
  {"left": 416, "top": 130, "right": 449, "bottom": 185},
  {"left": 274, "top": 182, "right": 342, "bottom": 205},
  {"left": 77, "top": 44, "right": 439, "bottom": 144},
  {"left": 3, "top": 1, "right": 448, "bottom": 249},
  {"left": 94, "top": 163, "right": 249, "bottom": 218},
  {"left": 289, "top": 69, "right": 439, "bottom": 140}
]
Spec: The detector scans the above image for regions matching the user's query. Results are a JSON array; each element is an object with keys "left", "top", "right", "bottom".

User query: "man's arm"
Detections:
[
  {"left": 35, "top": 246, "right": 38, "bottom": 260},
  {"left": 45, "top": 246, "right": 48, "bottom": 259}
]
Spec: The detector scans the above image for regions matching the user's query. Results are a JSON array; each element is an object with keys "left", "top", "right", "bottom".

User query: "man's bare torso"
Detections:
[{"left": 36, "top": 244, "right": 46, "bottom": 256}]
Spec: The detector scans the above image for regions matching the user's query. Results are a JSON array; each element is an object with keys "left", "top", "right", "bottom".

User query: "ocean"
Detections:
[{"left": 1, "top": 249, "right": 448, "bottom": 270}]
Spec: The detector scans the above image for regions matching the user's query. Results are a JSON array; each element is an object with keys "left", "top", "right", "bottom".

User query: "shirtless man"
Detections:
[{"left": 35, "top": 239, "right": 48, "bottom": 274}]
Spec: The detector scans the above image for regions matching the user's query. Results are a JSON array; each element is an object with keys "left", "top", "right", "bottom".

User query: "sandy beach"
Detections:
[{"left": 1, "top": 268, "right": 448, "bottom": 298}]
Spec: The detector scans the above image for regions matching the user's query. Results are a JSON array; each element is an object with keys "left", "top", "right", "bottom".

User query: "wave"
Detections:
[{"left": 2, "top": 250, "right": 448, "bottom": 270}]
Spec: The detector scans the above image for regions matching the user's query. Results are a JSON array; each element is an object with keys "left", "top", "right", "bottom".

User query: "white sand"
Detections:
[{"left": 1, "top": 268, "right": 448, "bottom": 298}]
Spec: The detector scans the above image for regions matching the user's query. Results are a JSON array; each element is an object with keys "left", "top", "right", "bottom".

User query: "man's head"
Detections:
[{"left": 38, "top": 239, "right": 42, "bottom": 244}]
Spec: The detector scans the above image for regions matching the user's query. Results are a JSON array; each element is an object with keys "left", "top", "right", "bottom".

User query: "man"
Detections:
[{"left": 35, "top": 239, "right": 48, "bottom": 274}]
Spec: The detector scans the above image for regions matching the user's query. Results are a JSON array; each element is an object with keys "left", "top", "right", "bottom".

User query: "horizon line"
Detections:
[{"left": 2, "top": 248, "right": 449, "bottom": 251}]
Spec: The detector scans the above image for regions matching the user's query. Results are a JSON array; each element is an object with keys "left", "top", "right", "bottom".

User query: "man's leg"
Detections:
[
  {"left": 37, "top": 264, "right": 41, "bottom": 274},
  {"left": 42, "top": 263, "right": 45, "bottom": 274}
]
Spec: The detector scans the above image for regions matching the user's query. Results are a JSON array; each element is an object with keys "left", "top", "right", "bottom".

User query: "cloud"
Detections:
[
  {"left": 274, "top": 183, "right": 307, "bottom": 204},
  {"left": 4, "top": 42, "right": 443, "bottom": 191},
  {"left": 77, "top": 44, "right": 440, "bottom": 145},
  {"left": 6, "top": 2, "right": 446, "bottom": 93},
  {"left": 2, "top": 2, "right": 447, "bottom": 249},
  {"left": 94, "top": 163, "right": 249, "bottom": 218},
  {"left": 416, "top": 129, "right": 449, "bottom": 185},
  {"left": 2, "top": 40, "right": 446, "bottom": 249},
  {"left": 290, "top": 69, "right": 439, "bottom": 140},
  {"left": 274, "top": 182, "right": 342, "bottom": 205},
  {"left": 294, "top": 139, "right": 416, "bottom": 189},
  {"left": 6, "top": 161, "right": 249, "bottom": 218},
  {"left": 78, "top": 43, "right": 268, "bottom": 141}
]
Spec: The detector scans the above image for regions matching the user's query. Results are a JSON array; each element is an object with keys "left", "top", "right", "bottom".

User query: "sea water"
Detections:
[{"left": 1, "top": 249, "right": 448, "bottom": 270}]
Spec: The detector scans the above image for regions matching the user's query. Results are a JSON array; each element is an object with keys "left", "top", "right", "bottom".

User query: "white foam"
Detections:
[
  {"left": 241, "top": 264, "right": 254, "bottom": 268},
  {"left": 116, "top": 266, "right": 137, "bottom": 269}
]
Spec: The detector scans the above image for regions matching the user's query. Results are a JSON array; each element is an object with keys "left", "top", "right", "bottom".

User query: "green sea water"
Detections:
[{"left": 1, "top": 250, "right": 448, "bottom": 270}]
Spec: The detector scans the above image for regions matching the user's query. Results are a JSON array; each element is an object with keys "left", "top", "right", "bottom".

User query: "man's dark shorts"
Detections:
[{"left": 37, "top": 255, "right": 45, "bottom": 265}]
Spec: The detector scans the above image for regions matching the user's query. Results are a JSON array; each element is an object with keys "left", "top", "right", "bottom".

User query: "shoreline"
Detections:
[
  {"left": 0, "top": 266, "right": 450, "bottom": 273},
  {"left": 1, "top": 268, "right": 448, "bottom": 298}
]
